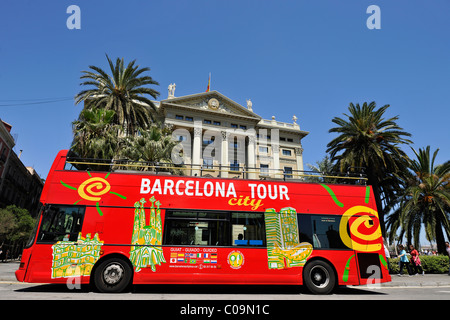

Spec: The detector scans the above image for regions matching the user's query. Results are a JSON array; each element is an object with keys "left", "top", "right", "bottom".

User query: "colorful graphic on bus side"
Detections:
[
  {"left": 51, "top": 232, "right": 103, "bottom": 279},
  {"left": 228, "top": 250, "right": 245, "bottom": 269},
  {"left": 319, "top": 184, "right": 387, "bottom": 281},
  {"left": 60, "top": 171, "right": 127, "bottom": 216},
  {"left": 264, "top": 207, "right": 313, "bottom": 269},
  {"left": 129, "top": 197, "right": 166, "bottom": 272}
]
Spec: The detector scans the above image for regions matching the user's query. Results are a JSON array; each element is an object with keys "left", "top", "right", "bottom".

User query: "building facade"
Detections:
[
  {"left": 0, "top": 120, "right": 14, "bottom": 186},
  {"left": 0, "top": 119, "right": 44, "bottom": 216},
  {"left": 157, "top": 89, "right": 309, "bottom": 180}
]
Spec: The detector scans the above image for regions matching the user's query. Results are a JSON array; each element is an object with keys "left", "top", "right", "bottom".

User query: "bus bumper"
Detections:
[
  {"left": 15, "top": 247, "right": 32, "bottom": 282},
  {"left": 15, "top": 268, "right": 25, "bottom": 282}
]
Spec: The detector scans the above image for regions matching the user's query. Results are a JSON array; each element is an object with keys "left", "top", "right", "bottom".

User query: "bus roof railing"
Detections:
[{"left": 64, "top": 155, "right": 368, "bottom": 185}]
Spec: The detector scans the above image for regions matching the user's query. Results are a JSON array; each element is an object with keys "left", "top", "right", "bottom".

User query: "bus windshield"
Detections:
[{"left": 36, "top": 205, "right": 85, "bottom": 243}]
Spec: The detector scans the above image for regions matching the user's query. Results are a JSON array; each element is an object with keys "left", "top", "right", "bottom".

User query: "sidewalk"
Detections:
[
  {"left": 380, "top": 273, "right": 450, "bottom": 288},
  {"left": 0, "top": 261, "right": 20, "bottom": 282},
  {"left": 2, "top": 261, "right": 450, "bottom": 288}
]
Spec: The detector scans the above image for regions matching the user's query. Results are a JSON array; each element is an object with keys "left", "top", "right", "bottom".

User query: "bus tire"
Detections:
[
  {"left": 303, "top": 260, "right": 336, "bottom": 295},
  {"left": 93, "top": 257, "right": 133, "bottom": 293}
]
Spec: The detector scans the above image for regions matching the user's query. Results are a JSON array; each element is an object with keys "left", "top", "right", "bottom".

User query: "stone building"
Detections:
[
  {"left": 157, "top": 88, "right": 309, "bottom": 180},
  {"left": 0, "top": 119, "right": 43, "bottom": 216}
]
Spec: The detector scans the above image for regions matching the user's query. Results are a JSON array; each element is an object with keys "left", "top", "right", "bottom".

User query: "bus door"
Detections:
[{"left": 342, "top": 211, "right": 386, "bottom": 283}]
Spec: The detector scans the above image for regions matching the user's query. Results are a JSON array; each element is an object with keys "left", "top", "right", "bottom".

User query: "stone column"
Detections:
[
  {"left": 247, "top": 134, "right": 257, "bottom": 179},
  {"left": 220, "top": 130, "right": 229, "bottom": 178},
  {"left": 192, "top": 124, "right": 202, "bottom": 176},
  {"left": 272, "top": 144, "right": 280, "bottom": 179},
  {"left": 295, "top": 147, "right": 304, "bottom": 179}
]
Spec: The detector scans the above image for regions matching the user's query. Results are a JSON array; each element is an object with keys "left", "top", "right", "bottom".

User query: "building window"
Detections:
[
  {"left": 213, "top": 121, "right": 221, "bottom": 126},
  {"left": 204, "top": 119, "right": 212, "bottom": 124},
  {"left": 230, "top": 141, "right": 240, "bottom": 149},
  {"left": 230, "top": 160, "right": 239, "bottom": 172},
  {"left": 282, "top": 149, "right": 292, "bottom": 156},
  {"left": 175, "top": 115, "right": 184, "bottom": 120},
  {"left": 287, "top": 138, "right": 293, "bottom": 142},
  {"left": 202, "top": 138, "right": 214, "bottom": 145},
  {"left": 284, "top": 166, "right": 293, "bottom": 179},
  {"left": 231, "top": 123, "right": 238, "bottom": 128},
  {"left": 203, "top": 157, "right": 213, "bottom": 169},
  {"left": 280, "top": 137, "right": 286, "bottom": 141},
  {"left": 185, "top": 116, "right": 193, "bottom": 121},
  {"left": 259, "top": 146, "right": 268, "bottom": 153},
  {"left": 260, "top": 164, "right": 269, "bottom": 175},
  {"left": 176, "top": 135, "right": 186, "bottom": 142},
  {"left": 240, "top": 125, "right": 247, "bottom": 130}
]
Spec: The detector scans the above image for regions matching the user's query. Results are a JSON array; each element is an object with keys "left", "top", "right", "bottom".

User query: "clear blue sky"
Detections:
[{"left": 0, "top": 0, "right": 449, "bottom": 180}]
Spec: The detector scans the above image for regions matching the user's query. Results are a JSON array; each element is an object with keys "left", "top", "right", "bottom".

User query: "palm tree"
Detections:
[
  {"left": 326, "top": 102, "right": 412, "bottom": 235},
  {"left": 119, "top": 125, "right": 179, "bottom": 172},
  {"left": 305, "top": 155, "right": 339, "bottom": 184},
  {"left": 393, "top": 146, "right": 450, "bottom": 253},
  {"left": 75, "top": 55, "right": 160, "bottom": 135},
  {"left": 71, "top": 108, "right": 121, "bottom": 162}
]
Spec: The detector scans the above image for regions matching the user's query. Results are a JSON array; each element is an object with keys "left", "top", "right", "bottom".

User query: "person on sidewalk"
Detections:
[
  {"left": 409, "top": 244, "right": 424, "bottom": 275},
  {"left": 397, "top": 245, "right": 412, "bottom": 276}
]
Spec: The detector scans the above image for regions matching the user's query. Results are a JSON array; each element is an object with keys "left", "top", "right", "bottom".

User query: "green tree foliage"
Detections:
[
  {"left": 387, "top": 146, "right": 450, "bottom": 253},
  {"left": 326, "top": 102, "right": 412, "bottom": 235},
  {"left": 119, "top": 125, "right": 178, "bottom": 166},
  {"left": 305, "top": 155, "right": 339, "bottom": 184},
  {"left": 71, "top": 108, "right": 121, "bottom": 160},
  {"left": 0, "top": 205, "right": 35, "bottom": 245},
  {"left": 75, "top": 54, "right": 160, "bottom": 135},
  {"left": 388, "top": 255, "right": 449, "bottom": 274},
  {"left": 71, "top": 55, "right": 179, "bottom": 168}
]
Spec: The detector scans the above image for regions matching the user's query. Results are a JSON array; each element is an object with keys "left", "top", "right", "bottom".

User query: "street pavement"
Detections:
[
  {"left": 0, "top": 261, "right": 20, "bottom": 282},
  {"left": 2, "top": 260, "right": 450, "bottom": 288}
]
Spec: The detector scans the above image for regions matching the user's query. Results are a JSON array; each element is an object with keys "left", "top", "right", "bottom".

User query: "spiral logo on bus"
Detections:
[
  {"left": 60, "top": 172, "right": 126, "bottom": 216},
  {"left": 77, "top": 177, "right": 111, "bottom": 201},
  {"left": 316, "top": 184, "right": 388, "bottom": 282},
  {"left": 339, "top": 205, "right": 382, "bottom": 252}
]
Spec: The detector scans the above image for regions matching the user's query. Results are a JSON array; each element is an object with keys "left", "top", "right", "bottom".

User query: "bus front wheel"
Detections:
[
  {"left": 303, "top": 260, "right": 336, "bottom": 295},
  {"left": 93, "top": 257, "right": 133, "bottom": 293}
]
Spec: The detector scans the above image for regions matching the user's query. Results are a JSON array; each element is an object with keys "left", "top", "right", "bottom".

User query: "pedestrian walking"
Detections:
[
  {"left": 409, "top": 245, "right": 424, "bottom": 275},
  {"left": 397, "top": 245, "right": 412, "bottom": 276}
]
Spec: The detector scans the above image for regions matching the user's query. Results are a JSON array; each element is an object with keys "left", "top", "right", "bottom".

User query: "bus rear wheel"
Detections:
[
  {"left": 93, "top": 257, "right": 133, "bottom": 293},
  {"left": 303, "top": 260, "right": 336, "bottom": 295}
]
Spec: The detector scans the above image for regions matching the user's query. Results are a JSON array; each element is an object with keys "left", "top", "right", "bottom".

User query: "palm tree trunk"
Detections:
[
  {"left": 367, "top": 171, "right": 386, "bottom": 238},
  {"left": 435, "top": 219, "right": 446, "bottom": 254}
]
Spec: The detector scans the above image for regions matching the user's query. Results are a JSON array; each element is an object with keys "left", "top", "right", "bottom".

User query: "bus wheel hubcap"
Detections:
[
  {"left": 311, "top": 266, "right": 329, "bottom": 288},
  {"left": 104, "top": 264, "right": 124, "bottom": 285}
]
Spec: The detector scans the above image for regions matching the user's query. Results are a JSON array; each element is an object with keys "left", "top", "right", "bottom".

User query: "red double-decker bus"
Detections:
[{"left": 16, "top": 150, "right": 391, "bottom": 294}]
